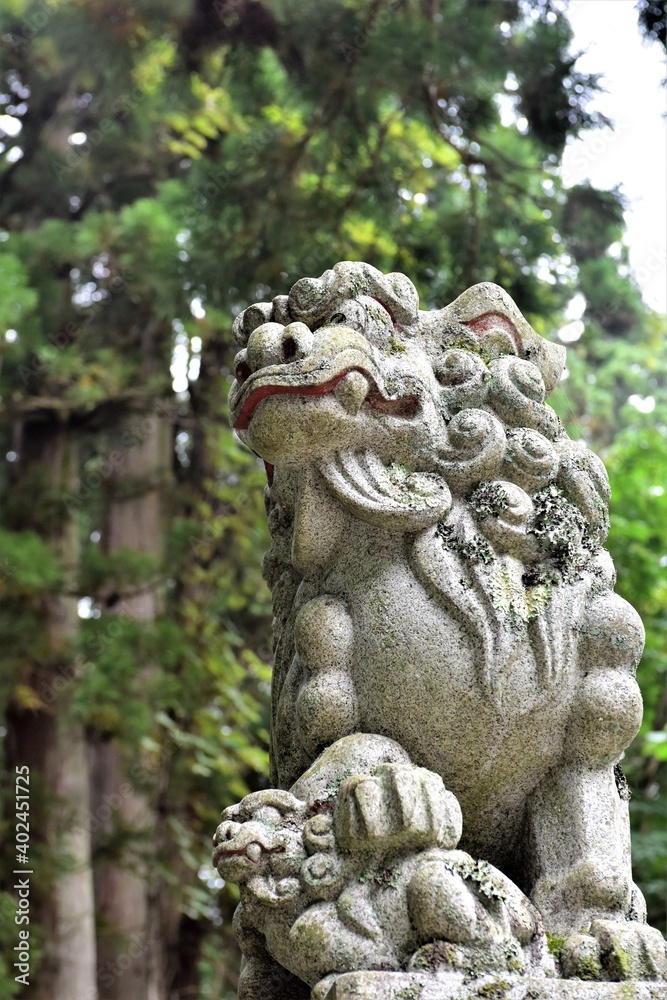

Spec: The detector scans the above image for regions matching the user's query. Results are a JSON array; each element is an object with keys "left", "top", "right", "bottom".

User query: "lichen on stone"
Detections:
[
  {"left": 395, "top": 987, "right": 422, "bottom": 1000},
  {"left": 373, "top": 867, "right": 402, "bottom": 889},
  {"left": 443, "top": 856, "right": 507, "bottom": 901},
  {"left": 489, "top": 562, "right": 530, "bottom": 634},
  {"left": 525, "top": 581, "right": 552, "bottom": 619},
  {"left": 469, "top": 481, "right": 511, "bottom": 520},
  {"left": 528, "top": 483, "right": 587, "bottom": 581},
  {"left": 614, "top": 763, "right": 631, "bottom": 803},
  {"left": 476, "top": 982, "right": 512, "bottom": 999},
  {"left": 522, "top": 562, "right": 560, "bottom": 589},
  {"left": 436, "top": 522, "right": 495, "bottom": 565},
  {"left": 411, "top": 939, "right": 462, "bottom": 972}
]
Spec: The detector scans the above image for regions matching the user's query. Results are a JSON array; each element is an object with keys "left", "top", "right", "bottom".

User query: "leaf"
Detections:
[{"left": 12, "top": 684, "right": 45, "bottom": 711}]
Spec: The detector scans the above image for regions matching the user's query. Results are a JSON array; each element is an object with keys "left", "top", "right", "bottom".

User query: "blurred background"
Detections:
[{"left": 0, "top": 1, "right": 665, "bottom": 997}]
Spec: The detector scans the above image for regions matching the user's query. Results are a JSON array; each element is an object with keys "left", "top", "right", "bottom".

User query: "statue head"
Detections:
[
  {"left": 229, "top": 262, "right": 613, "bottom": 567},
  {"left": 230, "top": 262, "right": 565, "bottom": 476},
  {"left": 213, "top": 789, "right": 308, "bottom": 907}
]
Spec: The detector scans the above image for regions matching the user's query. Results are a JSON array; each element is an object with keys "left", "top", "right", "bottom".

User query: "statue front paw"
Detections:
[
  {"left": 334, "top": 762, "right": 462, "bottom": 852},
  {"left": 560, "top": 920, "right": 666, "bottom": 982}
]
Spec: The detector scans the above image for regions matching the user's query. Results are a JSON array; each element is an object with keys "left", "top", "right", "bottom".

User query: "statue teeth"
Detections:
[{"left": 334, "top": 371, "right": 369, "bottom": 415}]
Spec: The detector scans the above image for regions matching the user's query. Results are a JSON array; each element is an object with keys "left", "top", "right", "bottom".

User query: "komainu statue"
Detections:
[{"left": 215, "top": 263, "right": 667, "bottom": 999}]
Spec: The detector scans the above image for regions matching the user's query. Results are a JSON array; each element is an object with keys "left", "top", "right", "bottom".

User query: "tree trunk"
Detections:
[
  {"left": 92, "top": 406, "right": 173, "bottom": 1000},
  {"left": 50, "top": 718, "right": 97, "bottom": 999},
  {"left": 6, "top": 420, "right": 97, "bottom": 1000}
]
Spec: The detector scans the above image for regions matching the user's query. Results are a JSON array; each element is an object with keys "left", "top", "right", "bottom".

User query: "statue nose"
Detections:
[
  {"left": 214, "top": 820, "right": 242, "bottom": 846},
  {"left": 245, "top": 321, "right": 314, "bottom": 374}
]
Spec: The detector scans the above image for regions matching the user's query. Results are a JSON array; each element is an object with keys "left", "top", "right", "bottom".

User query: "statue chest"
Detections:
[
  {"left": 349, "top": 562, "right": 572, "bottom": 774},
  {"left": 290, "top": 552, "right": 574, "bottom": 793}
]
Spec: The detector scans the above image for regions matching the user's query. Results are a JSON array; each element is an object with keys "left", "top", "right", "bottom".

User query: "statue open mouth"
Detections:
[
  {"left": 213, "top": 842, "right": 263, "bottom": 864},
  {"left": 232, "top": 362, "right": 419, "bottom": 431},
  {"left": 214, "top": 841, "right": 285, "bottom": 865},
  {"left": 213, "top": 823, "right": 287, "bottom": 870}
]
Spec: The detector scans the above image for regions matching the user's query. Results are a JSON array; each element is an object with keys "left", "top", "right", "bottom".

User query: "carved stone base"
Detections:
[{"left": 319, "top": 972, "right": 667, "bottom": 1000}]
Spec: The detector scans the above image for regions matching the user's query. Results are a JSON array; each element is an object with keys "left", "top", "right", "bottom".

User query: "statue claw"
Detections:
[
  {"left": 334, "top": 762, "right": 462, "bottom": 852},
  {"left": 559, "top": 920, "right": 667, "bottom": 982}
]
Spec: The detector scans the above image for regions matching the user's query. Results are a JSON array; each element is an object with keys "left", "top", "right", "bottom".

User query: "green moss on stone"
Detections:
[
  {"left": 445, "top": 333, "right": 497, "bottom": 366},
  {"left": 606, "top": 942, "right": 633, "bottom": 980},
  {"left": 389, "top": 334, "right": 408, "bottom": 354},
  {"left": 577, "top": 953, "right": 603, "bottom": 980},
  {"left": 395, "top": 986, "right": 421, "bottom": 1000},
  {"left": 476, "top": 981, "right": 511, "bottom": 999},
  {"left": 546, "top": 933, "right": 564, "bottom": 957}
]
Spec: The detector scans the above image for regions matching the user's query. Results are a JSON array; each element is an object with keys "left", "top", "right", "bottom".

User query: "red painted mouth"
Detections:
[
  {"left": 233, "top": 367, "right": 419, "bottom": 430},
  {"left": 234, "top": 369, "right": 360, "bottom": 430}
]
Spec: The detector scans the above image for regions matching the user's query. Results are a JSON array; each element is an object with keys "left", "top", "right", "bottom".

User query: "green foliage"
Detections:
[
  {"left": 0, "top": 248, "right": 38, "bottom": 331},
  {"left": 80, "top": 545, "right": 159, "bottom": 594},
  {"left": 0, "top": 892, "right": 24, "bottom": 998},
  {"left": 0, "top": 528, "right": 61, "bottom": 595},
  {"left": 637, "top": 0, "right": 667, "bottom": 50},
  {"left": 514, "top": 17, "right": 609, "bottom": 154},
  {"left": 605, "top": 425, "right": 667, "bottom": 931},
  {"left": 628, "top": 798, "right": 667, "bottom": 930},
  {"left": 0, "top": 0, "right": 665, "bottom": 990},
  {"left": 72, "top": 615, "right": 161, "bottom": 737}
]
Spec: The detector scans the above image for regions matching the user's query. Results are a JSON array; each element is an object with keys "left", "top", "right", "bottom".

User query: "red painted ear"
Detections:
[
  {"left": 441, "top": 282, "right": 566, "bottom": 392},
  {"left": 464, "top": 312, "right": 521, "bottom": 355}
]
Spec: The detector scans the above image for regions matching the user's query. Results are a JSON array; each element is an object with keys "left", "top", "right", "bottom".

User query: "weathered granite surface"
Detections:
[
  {"left": 321, "top": 971, "right": 667, "bottom": 999},
  {"left": 215, "top": 263, "right": 666, "bottom": 998}
]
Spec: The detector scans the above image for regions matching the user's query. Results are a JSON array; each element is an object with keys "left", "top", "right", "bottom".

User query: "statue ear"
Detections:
[{"left": 443, "top": 282, "right": 566, "bottom": 394}]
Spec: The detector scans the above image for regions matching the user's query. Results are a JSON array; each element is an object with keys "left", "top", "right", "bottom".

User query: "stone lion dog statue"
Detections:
[{"left": 216, "top": 262, "right": 666, "bottom": 998}]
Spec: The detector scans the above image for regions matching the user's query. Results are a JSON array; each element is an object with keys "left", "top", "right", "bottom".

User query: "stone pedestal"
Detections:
[{"left": 321, "top": 972, "right": 667, "bottom": 1000}]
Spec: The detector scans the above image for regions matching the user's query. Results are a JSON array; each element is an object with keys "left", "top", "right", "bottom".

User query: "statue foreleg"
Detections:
[
  {"left": 527, "top": 763, "right": 632, "bottom": 934},
  {"left": 526, "top": 764, "right": 665, "bottom": 981}
]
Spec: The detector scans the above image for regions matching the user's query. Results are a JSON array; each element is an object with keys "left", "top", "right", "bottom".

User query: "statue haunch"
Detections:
[{"left": 216, "top": 262, "right": 666, "bottom": 995}]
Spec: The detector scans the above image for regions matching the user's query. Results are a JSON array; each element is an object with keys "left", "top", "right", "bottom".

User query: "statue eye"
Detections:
[{"left": 325, "top": 301, "right": 367, "bottom": 333}]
